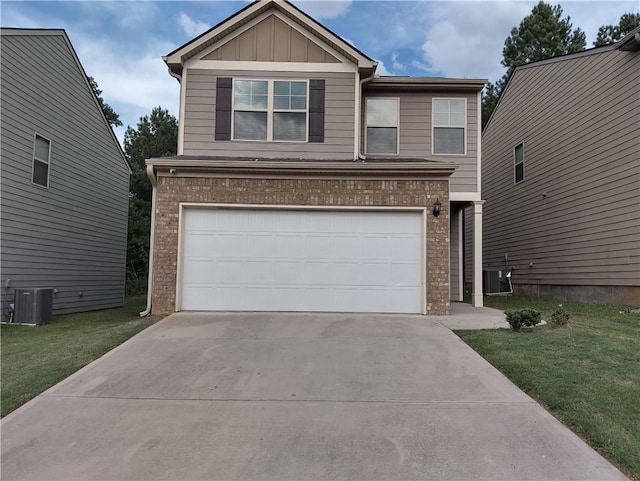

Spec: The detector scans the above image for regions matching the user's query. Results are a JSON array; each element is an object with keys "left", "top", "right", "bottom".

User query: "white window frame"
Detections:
[
  {"left": 365, "top": 97, "right": 400, "bottom": 155},
  {"left": 231, "top": 79, "right": 309, "bottom": 142},
  {"left": 514, "top": 141, "right": 525, "bottom": 184},
  {"left": 32, "top": 133, "right": 51, "bottom": 189},
  {"left": 432, "top": 97, "right": 467, "bottom": 156}
]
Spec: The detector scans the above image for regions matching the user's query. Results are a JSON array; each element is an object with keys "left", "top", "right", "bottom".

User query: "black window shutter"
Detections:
[
  {"left": 215, "top": 77, "right": 232, "bottom": 141},
  {"left": 308, "top": 79, "right": 325, "bottom": 143}
]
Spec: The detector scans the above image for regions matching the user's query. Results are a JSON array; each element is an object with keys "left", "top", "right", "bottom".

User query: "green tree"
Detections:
[
  {"left": 482, "top": 1, "right": 586, "bottom": 128},
  {"left": 594, "top": 13, "right": 640, "bottom": 46},
  {"left": 124, "top": 107, "right": 178, "bottom": 294},
  {"left": 87, "top": 76, "right": 122, "bottom": 127},
  {"left": 481, "top": 81, "right": 501, "bottom": 130}
]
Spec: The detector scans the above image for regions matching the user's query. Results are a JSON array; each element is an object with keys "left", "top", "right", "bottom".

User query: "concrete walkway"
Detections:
[
  {"left": 436, "top": 302, "right": 510, "bottom": 330},
  {"left": 1, "top": 312, "right": 627, "bottom": 480}
]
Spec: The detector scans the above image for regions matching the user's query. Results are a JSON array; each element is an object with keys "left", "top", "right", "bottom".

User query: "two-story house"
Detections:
[
  {"left": 142, "top": 0, "right": 485, "bottom": 316},
  {"left": 482, "top": 27, "right": 640, "bottom": 306}
]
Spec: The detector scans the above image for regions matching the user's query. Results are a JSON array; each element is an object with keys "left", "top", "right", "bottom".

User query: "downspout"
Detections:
[
  {"left": 140, "top": 66, "right": 181, "bottom": 317},
  {"left": 139, "top": 164, "right": 157, "bottom": 317},
  {"left": 357, "top": 69, "right": 377, "bottom": 160}
]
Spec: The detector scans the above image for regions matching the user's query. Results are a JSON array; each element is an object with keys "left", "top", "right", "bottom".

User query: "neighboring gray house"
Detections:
[
  {"left": 143, "top": 0, "right": 486, "bottom": 317},
  {"left": 0, "top": 29, "right": 131, "bottom": 317},
  {"left": 481, "top": 27, "right": 640, "bottom": 306}
]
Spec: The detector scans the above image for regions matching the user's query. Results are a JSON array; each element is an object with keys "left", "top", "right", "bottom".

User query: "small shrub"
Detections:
[
  {"left": 550, "top": 307, "right": 570, "bottom": 326},
  {"left": 505, "top": 308, "right": 542, "bottom": 330}
]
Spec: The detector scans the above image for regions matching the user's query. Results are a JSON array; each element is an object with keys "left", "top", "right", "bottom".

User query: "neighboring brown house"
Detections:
[
  {"left": 143, "top": 0, "right": 486, "bottom": 316},
  {"left": 481, "top": 27, "right": 640, "bottom": 306}
]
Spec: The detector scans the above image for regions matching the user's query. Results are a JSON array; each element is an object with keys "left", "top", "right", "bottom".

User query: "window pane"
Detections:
[
  {"left": 274, "top": 81, "right": 307, "bottom": 111},
  {"left": 434, "top": 99, "right": 465, "bottom": 126},
  {"left": 273, "top": 81, "right": 290, "bottom": 96},
  {"left": 32, "top": 159, "right": 49, "bottom": 187},
  {"left": 515, "top": 143, "right": 524, "bottom": 164},
  {"left": 273, "top": 95, "right": 290, "bottom": 110},
  {"left": 367, "top": 127, "right": 397, "bottom": 154},
  {"left": 234, "top": 94, "right": 252, "bottom": 109},
  {"left": 433, "top": 99, "right": 448, "bottom": 115},
  {"left": 366, "top": 99, "right": 398, "bottom": 127},
  {"left": 434, "top": 127, "right": 464, "bottom": 154},
  {"left": 289, "top": 95, "right": 307, "bottom": 110},
  {"left": 235, "top": 80, "right": 251, "bottom": 95},
  {"left": 450, "top": 112, "right": 465, "bottom": 126},
  {"left": 515, "top": 162, "right": 524, "bottom": 183},
  {"left": 434, "top": 112, "right": 449, "bottom": 125},
  {"left": 234, "top": 111, "right": 267, "bottom": 140},
  {"left": 251, "top": 80, "right": 268, "bottom": 95},
  {"left": 290, "top": 81, "right": 307, "bottom": 96},
  {"left": 35, "top": 135, "right": 50, "bottom": 162},
  {"left": 234, "top": 80, "right": 267, "bottom": 109},
  {"left": 273, "top": 112, "right": 306, "bottom": 141},
  {"left": 450, "top": 99, "right": 465, "bottom": 113}
]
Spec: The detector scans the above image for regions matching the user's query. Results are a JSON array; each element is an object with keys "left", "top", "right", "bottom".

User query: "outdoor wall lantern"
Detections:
[{"left": 432, "top": 199, "right": 442, "bottom": 217}]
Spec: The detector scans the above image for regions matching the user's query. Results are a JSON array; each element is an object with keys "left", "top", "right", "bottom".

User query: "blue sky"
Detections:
[{"left": 2, "top": 0, "right": 638, "bottom": 144}]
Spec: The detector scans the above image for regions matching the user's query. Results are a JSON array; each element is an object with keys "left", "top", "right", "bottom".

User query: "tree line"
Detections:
[
  {"left": 89, "top": 79, "right": 177, "bottom": 294},
  {"left": 482, "top": 2, "right": 639, "bottom": 129}
]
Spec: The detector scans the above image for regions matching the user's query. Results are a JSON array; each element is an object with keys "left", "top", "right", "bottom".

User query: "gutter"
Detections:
[
  {"left": 147, "top": 159, "right": 458, "bottom": 176},
  {"left": 355, "top": 69, "right": 377, "bottom": 160},
  {"left": 139, "top": 165, "right": 157, "bottom": 317}
]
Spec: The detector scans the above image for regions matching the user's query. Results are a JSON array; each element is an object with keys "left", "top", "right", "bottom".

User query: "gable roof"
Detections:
[
  {"left": 483, "top": 25, "right": 640, "bottom": 135},
  {"left": 164, "top": 0, "right": 377, "bottom": 76},
  {"left": 0, "top": 28, "right": 131, "bottom": 174}
]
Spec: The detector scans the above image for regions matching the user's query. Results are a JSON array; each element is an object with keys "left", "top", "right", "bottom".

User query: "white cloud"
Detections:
[
  {"left": 421, "top": 1, "right": 535, "bottom": 81},
  {"left": 419, "top": 1, "right": 640, "bottom": 82},
  {"left": 375, "top": 59, "right": 392, "bottom": 76},
  {"left": 69, "top": 32, "right": 180, "bottom": 143},
  {"left": 391, "top": 51, "right": 404, "bottom": 70},
  {"left": 177, "top": 12, "right": 209, "bottom": 37},
  {"left": 292, "top": 0, "right": 352, "bottom": 19}
]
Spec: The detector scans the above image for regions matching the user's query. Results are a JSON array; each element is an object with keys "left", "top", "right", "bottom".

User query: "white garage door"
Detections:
[{"left": 180, "top": 209, "right": 423, "bottom": 313}]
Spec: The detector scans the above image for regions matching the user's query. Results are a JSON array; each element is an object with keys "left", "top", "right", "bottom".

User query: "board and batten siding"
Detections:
[
  {"left": 0, "top": 32, "right": 130, "bottom": 316},
  {"left": 362, "top": 91, "right": 478, "bottom": 193},
  {"left": 183, "top": 69, "right": 356, "bottom": 159},
  {"left": 482, "top": 48, "right": 640, "bottom": 290}
]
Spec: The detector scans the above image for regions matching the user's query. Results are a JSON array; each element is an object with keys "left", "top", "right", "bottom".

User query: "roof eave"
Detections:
[{"left": 146, "top": 158, "right": 458, "bottom": 177}]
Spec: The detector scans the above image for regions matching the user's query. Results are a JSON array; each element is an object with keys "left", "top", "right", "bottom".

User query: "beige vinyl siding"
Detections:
[
  {"left": 482, "top": 49, "right": 640, "bottom": 287},
  {"left": 183, "top": 69, "right": 355, "bottom": 159},
  {"left": 463, "top": 205, "right": 473, "bottom": 287},
  {"left": 0, "top": 33, "right": 129, "bottom": 315},
  {"left": 363, "top": 91, "right": 478, "bottom": 192}
]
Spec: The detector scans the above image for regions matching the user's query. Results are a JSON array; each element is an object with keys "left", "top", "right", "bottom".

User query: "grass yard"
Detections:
[
  {"left": 1, "top": 296, "right": 160, "bottom": 417},
  {"left": 457, "top": 296, "right": 640, "bottom": 480}
]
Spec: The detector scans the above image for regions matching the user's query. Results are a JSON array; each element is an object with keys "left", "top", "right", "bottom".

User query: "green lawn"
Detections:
[
  {"left": 457, "top": 296, "right": 640, "bottom": 480},
  {"left": 1, "top": 296, "right": 160, "bottom": 417}
]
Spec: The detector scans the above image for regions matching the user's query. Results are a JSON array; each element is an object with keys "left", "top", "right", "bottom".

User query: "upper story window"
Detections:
[
  {"left": 433, "top": 98, "right": 465, "bottom": 155},
  {"left": 514, "top": 142, "right": 524, "bottom": 183},
  {"left": 32, "top": 134, "right": 51, "bottom": 188},
  {"left": 233, "top": 79, "right": 308, "bottom": 142},
  {"left": 365, "top": 98, "right": 399, "bottom": 154}
]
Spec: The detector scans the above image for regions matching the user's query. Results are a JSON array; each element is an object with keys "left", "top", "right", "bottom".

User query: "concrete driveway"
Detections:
[{"left": 1, "top": 312, "right": 627, "bottom": 480}]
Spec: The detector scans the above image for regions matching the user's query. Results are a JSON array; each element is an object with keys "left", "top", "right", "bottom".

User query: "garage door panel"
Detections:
[
  {"left": 390, "top": 262, "right": 422, "bottom": 285},
  {"left": 180, "top": 209, "right": 422, "bottom": 313}
]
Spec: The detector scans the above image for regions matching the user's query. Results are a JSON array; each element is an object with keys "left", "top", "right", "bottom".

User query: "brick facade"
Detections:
[{"left": 152, "top": 174, "right": 450, "bottom": 315}]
